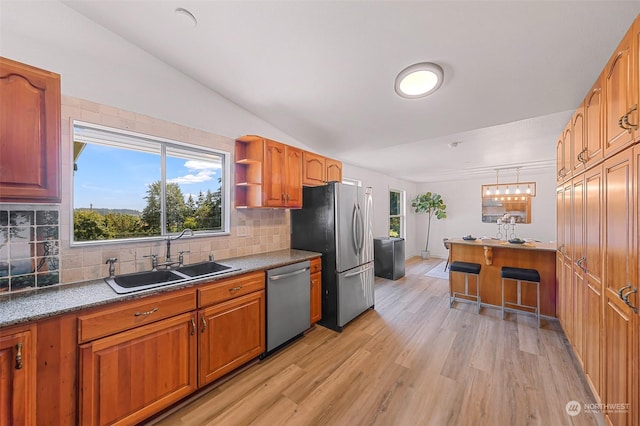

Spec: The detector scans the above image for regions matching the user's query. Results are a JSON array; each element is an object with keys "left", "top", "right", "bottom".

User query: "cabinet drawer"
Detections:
[
  {"left": 310, "top": 257, "right": 322, "bottom": 274},
  {"left": 78, "top": 289, "right": 196, "bottom": 343},
  {"left": 198, "top": 271, "right": 265, "bottom": 307}
]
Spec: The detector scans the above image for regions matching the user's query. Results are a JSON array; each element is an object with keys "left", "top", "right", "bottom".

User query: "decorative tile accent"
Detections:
[{"left": 0, "top": 208, "right": 60, "bottom": 293}]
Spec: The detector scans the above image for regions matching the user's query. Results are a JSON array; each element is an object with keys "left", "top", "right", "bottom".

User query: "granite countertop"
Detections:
[
  {"left": 0, "top": 249, "right": 321, "bottom": 328},
  {"left": 448, "top": 238, "right": 557, "bottom": 252}
]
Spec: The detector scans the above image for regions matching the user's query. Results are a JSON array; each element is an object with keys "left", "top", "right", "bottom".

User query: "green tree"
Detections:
[
  {"left": 141, "top": 181, "right": 162, "bottom": 234},
  {"left": 141, "top": 181, "right": 187, "bottom": 233},
  {"left": 104, "top": 213, "right": 146, "bottom": 239},
  {"left": 74, "top": 210, "right": 109, "bottom": 241},
  {"left": 411, "top": 192, "right": 447, "bottom": 253}
]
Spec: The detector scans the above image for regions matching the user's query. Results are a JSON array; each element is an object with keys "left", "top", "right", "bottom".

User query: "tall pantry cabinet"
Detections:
[{"left": 556, "top": 13, "right": 639, "bottom": 426}]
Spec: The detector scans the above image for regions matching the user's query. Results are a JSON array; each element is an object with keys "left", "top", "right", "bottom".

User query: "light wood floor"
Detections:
[{"left": 150, "top": 257, "right": 604, "bottom": 426}]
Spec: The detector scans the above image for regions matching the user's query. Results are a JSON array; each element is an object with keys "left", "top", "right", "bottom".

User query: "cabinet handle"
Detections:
[
  {"left": 618, "top": 283, "right": 632, "bottom": 299},
  {"left": 134, "top": 307, "right": 158, "bottom": 317},
  {"left": 624, "top": 104, "right": 638, "bottom": 131},
  {"left": 618, "top": 115, "right": 630, "bottom": 131},
  {"left": 557, "top": 244, "right": 565, "bottom": 255},
  {"left": 621, "top": 287, "right": 638, "bottom": 314},
  {"left": 201, "top": 316, "right": 207, "bottom": 333},
  {"left": 15, "top": 343, "right": 23, "bottom": 370},
  {"left": 228, "top": 285, "right": 243, "bottom": 293},
  {"left": 575, "top": 257, "right": 586, "bottom": 273},
  {"left": 190, "top": 318, "right": 196, "bottom": 336}
]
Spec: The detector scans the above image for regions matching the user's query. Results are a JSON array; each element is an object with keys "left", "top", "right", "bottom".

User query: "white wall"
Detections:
[
  {"left": 342, "top": 164, "right": 418, "bottom": 258},
  {"left": 414, "top": 169, "right": 557, "bottom": 260},
  {"left": 0, "top": 1, "right": 307, "bottom": 149}
]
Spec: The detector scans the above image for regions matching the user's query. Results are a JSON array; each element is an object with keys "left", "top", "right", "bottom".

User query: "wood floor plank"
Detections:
[{"left": 150, "top": 257, "right": 604, "bottom": 426}]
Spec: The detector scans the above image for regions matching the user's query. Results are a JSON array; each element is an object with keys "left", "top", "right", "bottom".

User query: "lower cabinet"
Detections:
[
  {"left": 0, "top": 325, "right": 35, "bottom": 426},
  {"left": 78, "top": 313, "right": 197, "bottom": 426},
  {"left": 310, "top": 257, "right": 322, "bottom": 325},
  {"left": 198, "top": 290, "right": 265, "bottom": 386}
]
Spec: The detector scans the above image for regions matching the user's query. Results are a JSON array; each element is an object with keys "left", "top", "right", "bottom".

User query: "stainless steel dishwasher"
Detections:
[{"left": 265, "top": 260, "right": 310, "bottom": 355}]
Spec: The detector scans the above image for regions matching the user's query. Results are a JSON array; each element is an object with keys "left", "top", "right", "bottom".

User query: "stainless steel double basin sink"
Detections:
[{"left": 105, "top": 261, "right": 239, "bottom": 294}]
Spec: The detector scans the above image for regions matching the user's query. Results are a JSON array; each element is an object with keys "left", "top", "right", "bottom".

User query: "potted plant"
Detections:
[{"left": 411, "top": 192, "right": 447, "bottom": 259}]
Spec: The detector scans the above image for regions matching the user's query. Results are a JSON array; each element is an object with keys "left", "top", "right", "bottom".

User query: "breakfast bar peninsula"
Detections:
[{"left": 448, "top": 238, "right": 557, "bottom": 317}]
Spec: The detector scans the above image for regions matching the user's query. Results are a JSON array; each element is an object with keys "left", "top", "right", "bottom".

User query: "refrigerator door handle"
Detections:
[
  {"left": 344, "top": 264, "right": 373, "bottom": 278},
  {"left": 356, "top": 203, "right": 364, "bottom": 254},
  {"left": 352, "top": 204, "right": 360, "bottom": 254}
]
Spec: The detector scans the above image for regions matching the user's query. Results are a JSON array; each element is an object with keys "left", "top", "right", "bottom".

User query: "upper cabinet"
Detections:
[
  {"left": 584, "top": 76, "right": 604, "bottom": 168},
  {"left": 302, "top": 151, "right": 343, "bottom": 187},
  {"left": 572, "top": 104, "right": 586, "bottom": 175},
  {"left": 235, "top": 135, "right": 302, "bottom": 208},
  {"left": 604, "top": 25, "right": 637, "bottom": 157},
  {"left": 0, "top": 57, "right": 61, "bottom": 203},
  {"left": 235, "top": 135, "right": 341, "bottom": 208}
]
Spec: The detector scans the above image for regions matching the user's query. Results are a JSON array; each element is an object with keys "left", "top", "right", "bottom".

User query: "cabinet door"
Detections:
[
  {"left": 326, "top": 158, "right": 343, "bottom": 183},
  {"left": 303, "top": 151, "right": 326, "bottom": 186},
  {"left": 604, "top": 29, "right": 635, "bottom": 157},
  {"left": 572, "top": 106, "right": 586, "bottom": 174},
  {"left": 585, "top": 77, "right": 604, "bottom": 167},
  {"left": 0, "top": 328, "right": 35, "bottom": 426},
  {"left": 563, "top": 125, "right": 573, "bottom": 180},
  {"left": 263, "top": 140, "right": 287, "bottom": 207},
  {"left": 0, "top": 57, "right": 60, "bottom": 202},
  {"left": 310, "top": 271, "right": 322, "bottom": 324},
  {"left": 556, "top": 136, "right": 564, "bottom": 183},
  {"left": 584, "top": 165, "right": 603, "bottom": 397},
  {"left": 603, "top": 149, "right": 636, "bottom": 426},
  {"left": 571, "top": 176, "right": 585, "bottom": 363},
  {"left": 285, "top": 146, "right": 303, "bottom": 208},
  {"left": 79, "top": 313, "right": 197, "bottom": 426},
  {"left": 198, "top": 290, "right": 265, "bottom": 387}
]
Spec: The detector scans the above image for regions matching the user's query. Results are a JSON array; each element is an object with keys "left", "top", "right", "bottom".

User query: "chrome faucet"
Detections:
[{"left": 159, "top": 229, "right": 193, "bottom": 269}]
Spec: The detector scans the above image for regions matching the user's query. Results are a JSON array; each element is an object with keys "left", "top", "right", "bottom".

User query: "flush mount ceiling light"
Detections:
[
  {"left": 175, "top": 7, "right": 198, "bottom": 27},
  {"left": 394, "top": 62, "right": 444, "bottom": 99}
]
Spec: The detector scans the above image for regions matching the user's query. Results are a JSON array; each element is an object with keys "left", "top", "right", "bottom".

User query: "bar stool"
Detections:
[
  {"left": 449, "top": 261, "right": 481, "bottom": 312},
  {"left": 501, "top": 266, "right": 541, "bottom": 327}
]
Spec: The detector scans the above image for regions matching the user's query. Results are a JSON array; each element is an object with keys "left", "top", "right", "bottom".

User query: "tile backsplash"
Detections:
[{"left": 0, "top": 207, "right": 60, "bottom": 292}]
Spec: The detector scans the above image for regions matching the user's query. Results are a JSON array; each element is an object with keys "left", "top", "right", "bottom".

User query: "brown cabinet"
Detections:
[
  {"left": 197, "top": 271, "right": 265, "bottom": 386},
  {"left": 79, "top": 312, "right": 197, "bottom": 426},
  {"left": 0, "top": 57, "right": 60, "bottom": 203},
  {"left": 0, "top": 325, "right": 35, "bottom": 426},
  {"left": 572, "top": 105, "right": 586, "bottom": 175},
  {"left": 198, "top": 290, "right": 265, "bottom": 386},
  {"left": 310, "top": 257, "right": 322, "bottom": 324},
  {"left": 585, "top": 77, "right": 604, "bottom": 168},
  {"left": 603, "top": 149, "right": 636, "bottom": 426},
  {"left": 583, "top": 165, "right": 603, "bottom": 398},
  {"left": 302, "top": 152, "right": 343, "bottom": 186},
  {"left": 604, "top": 27, "right": 636, "bottom": 157},
  {"left": 570, "top": 175, "right": 585, "bottom": 364},
  {"left": 326, "top": 158, "right": 343, "bottom": 183},
  {"left": 235, "top": 135, "right": 302, "bottom": 208},
  {"left": 303, "top": 151, "right": 326, "bottom": 186}
]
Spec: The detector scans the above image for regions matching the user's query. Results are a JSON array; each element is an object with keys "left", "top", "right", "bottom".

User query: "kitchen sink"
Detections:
[
  {"left": 174, "top": 261, "right": 234, "bottom": 277},
  {"left": 113, "top": 269, "right": 187, "bottom": 288},
  {"left": 105, "top": 261, "right": 239, "bottom": 294}
]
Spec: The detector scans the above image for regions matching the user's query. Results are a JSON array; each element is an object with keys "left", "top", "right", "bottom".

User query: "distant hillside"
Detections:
[{"left": 75, "top": 208, "right": 141, "bottom": 216}]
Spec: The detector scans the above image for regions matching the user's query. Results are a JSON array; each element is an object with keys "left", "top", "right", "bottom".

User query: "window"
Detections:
[
  {"left": 72, "top": 121, "right": 230, "bottom": 244},
  {"left": 342, "top": 177, "right": 362, "bottom": 186},
  {"left": 389, "top": 189, "right": 405, "bottom": 238}
]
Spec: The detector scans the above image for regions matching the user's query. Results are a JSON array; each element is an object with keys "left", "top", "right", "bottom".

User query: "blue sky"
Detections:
[{"left": 74, "top": 144, "right": 222, "bottom": 211}]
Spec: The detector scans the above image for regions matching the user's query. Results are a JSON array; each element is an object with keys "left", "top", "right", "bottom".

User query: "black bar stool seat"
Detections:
[
  {"left": 449, "top": 261, "right": 482, "bottom": 313},
  {"left": 501, "top": 266, "right": 541, "bottom": 327}
]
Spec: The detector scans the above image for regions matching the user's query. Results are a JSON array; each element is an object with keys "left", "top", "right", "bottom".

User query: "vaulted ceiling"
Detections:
[{"left": 64, "top": 1, "right": 640, "bottom": 182}]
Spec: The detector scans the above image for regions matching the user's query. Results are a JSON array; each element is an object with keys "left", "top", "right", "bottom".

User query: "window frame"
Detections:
[
  {"left": 70, "top": 120, "right": 231, "bottom": 247},
  {"left": 389, "top": 188, "right": 405, "bottom": 238}
]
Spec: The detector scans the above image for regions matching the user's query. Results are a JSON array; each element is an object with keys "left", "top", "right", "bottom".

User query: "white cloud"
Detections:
[
  {"left": 184, "top": 160, "right": 221, "bottom": 170},
  {"left": 168, "top": 159, "right": 220, "bottom": 185}
]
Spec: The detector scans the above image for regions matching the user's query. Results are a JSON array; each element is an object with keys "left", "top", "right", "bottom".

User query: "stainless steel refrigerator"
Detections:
[{"left": 291, "top": 182, "right": 374, "bottom": 331}]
